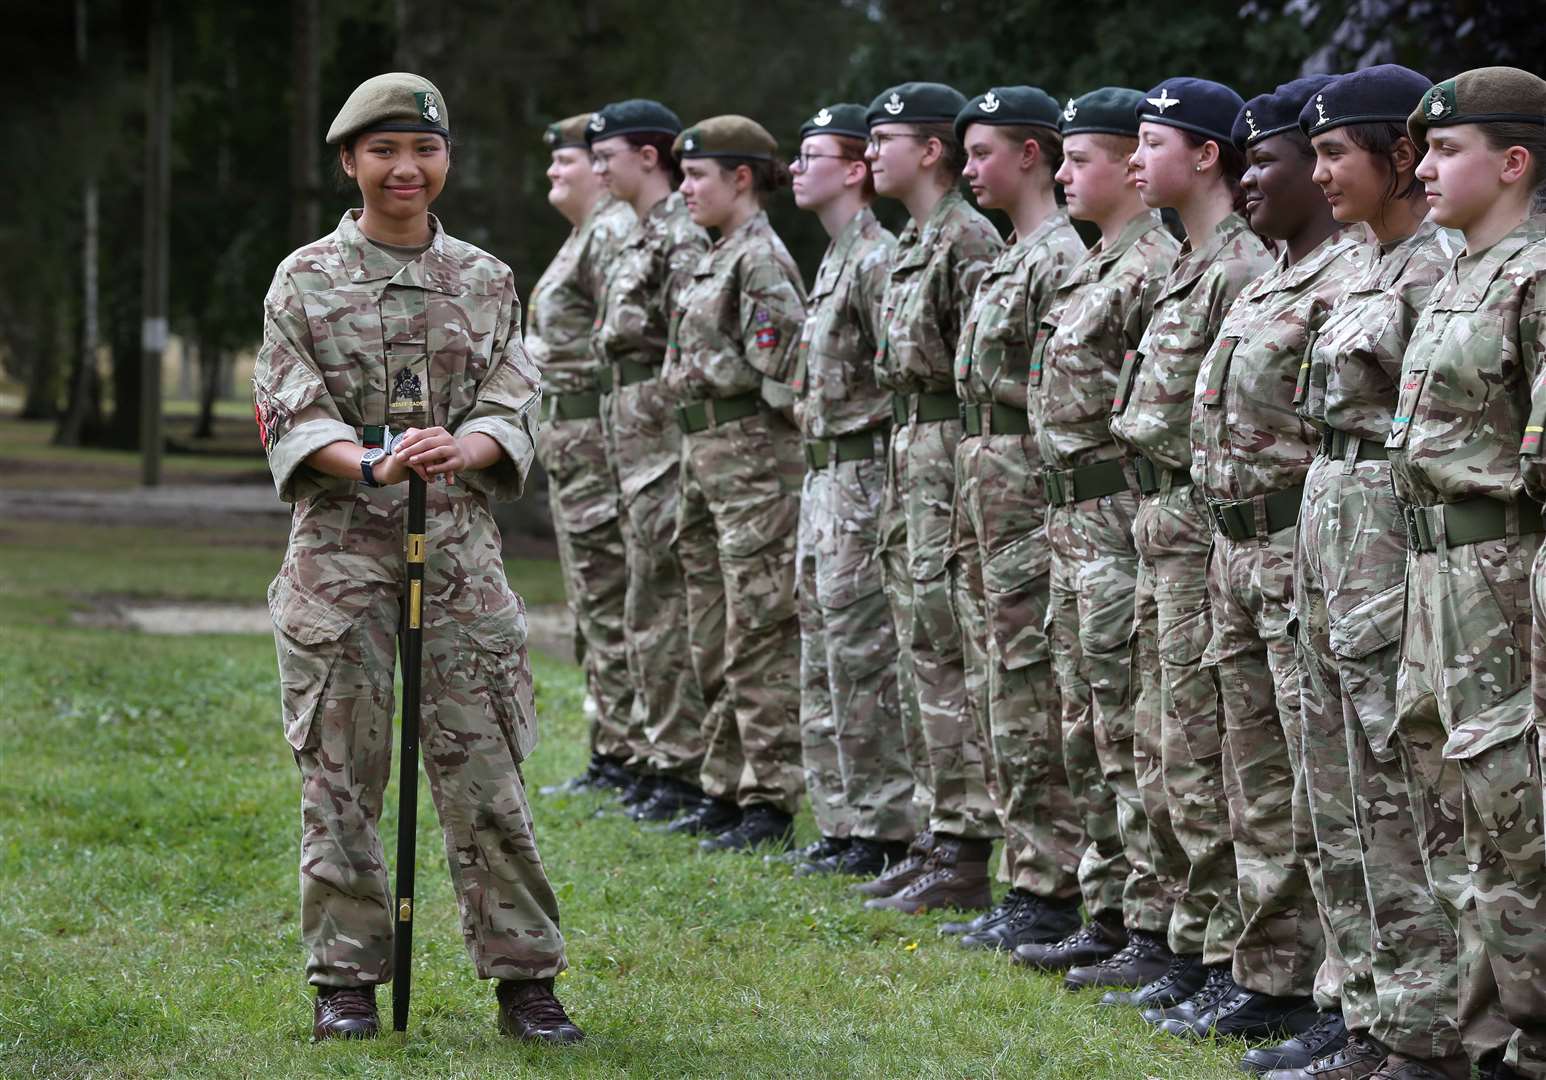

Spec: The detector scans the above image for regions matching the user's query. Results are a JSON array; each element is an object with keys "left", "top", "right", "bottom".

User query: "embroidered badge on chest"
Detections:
[
  {"left": 755, "top": 326, "right": 780, "bottom": 349},
  {"left": 390, "top": 365, "right": 426, "bottom": 414}
]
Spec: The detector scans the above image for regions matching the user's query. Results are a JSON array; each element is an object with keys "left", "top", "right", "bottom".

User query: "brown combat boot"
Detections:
[
  {"left": 496, "top": 978, "right": 584, "bottom": 1045},
  {"left": 851, "top": 830, "right": 936, "bottom": 897},
  {"left": 312, "top": 984, "right": 379, "bottom": 1041},
  {"left": 863, "top": 836, "right": 992, "bottom": 913}
]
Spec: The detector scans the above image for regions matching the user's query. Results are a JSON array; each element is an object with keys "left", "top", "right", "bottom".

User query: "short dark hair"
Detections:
[
  {"left": 713, "top": 157, "right": 792, "bottom": 207},
  {"left": 625, "top": 131, "right": 683, "bottom": 187},
  {"left": 1477, "top": 120, "right": 1546, "bottom": 207},
  {"left": 911, "top": 122, "right": 968, "bottom": 178},
  {"left": 1337, "top": 121, "right": 1424, "bottom": 203},
  {"left": 1181, "top": 130, "right": 1248, "bottom": 215},
  {"left": 989, "top": 124, "right": 1064, "bottom": 177}
]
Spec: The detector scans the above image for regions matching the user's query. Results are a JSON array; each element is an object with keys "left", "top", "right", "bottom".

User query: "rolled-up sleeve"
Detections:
[
  {"left": 253, "top": 272, "right": 357, "bottom": 502},
  {"left": 455, "top": 279, "right": 541, "bottom": 502}
]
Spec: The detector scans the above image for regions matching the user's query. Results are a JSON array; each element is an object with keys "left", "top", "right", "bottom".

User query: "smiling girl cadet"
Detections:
[
  {"left": 253, "top": 73, "right": 581, "bottom": 1046},
  {"left": 1397, "top": 66, "right": 1546, "bottom": 1080}
]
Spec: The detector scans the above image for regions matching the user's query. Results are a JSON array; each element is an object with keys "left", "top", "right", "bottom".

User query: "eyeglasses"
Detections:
[
  {"left": 590, "top": 146, "right": 637, "bottom": 169},
  {"left": 865, "top": 132, "right": 928, "bottom": 153},
  {"left": 789, "top": 151, "right": 855, "bottom": 171}
]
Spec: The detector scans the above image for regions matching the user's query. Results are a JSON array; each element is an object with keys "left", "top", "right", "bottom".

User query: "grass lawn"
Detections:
[{"left": 0, "top": 513, "right": 1249, "bottom": 1079}]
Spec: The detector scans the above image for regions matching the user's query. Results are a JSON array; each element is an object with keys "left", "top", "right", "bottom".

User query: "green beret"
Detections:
[
  {"left": 325, "top": 72, "right": 448, "bottom": 146},
  {"left": 866, "top": 82, "right": 967, "bottom": 128},
  {"left": 1060, "top": 87, "right": 1144, "bottom": 137},
  {"left": 800, "top": 103, "right": 868, "bottom": 141},
  {"left": 543, "top": 114, "right": 594, "bottom": 151},
  {"left": 674, "top": 115, "right": 778, "bottom": 161},
  {"left": 585, "top": 99, "right": 682, "bottom": 145},
  {"left": 1408, "top": 66, "right": 1546, "bottom": 144},
  {"left": 954, "top": 86, "right": 1062, "bottom": 144}
]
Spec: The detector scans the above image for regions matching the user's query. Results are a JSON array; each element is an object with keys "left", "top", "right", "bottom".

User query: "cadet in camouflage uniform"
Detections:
[
  {"left": 663, "top": 116, "right": 809, "bottom": 852},
  {"left": 942, "top": 86, "right": 1088, "bottom": 951},
  {"left": 1105, "top": 78, "right": 1266, "bottom": 1015},
  {"left": 1282, "top": 67, "right": 1492, "bottom": 1080},
  {"left": 527, "top": 114, "right": 637, "bottom": 789},
  {"left": 586, "top": 100, "right": 714, "bottom": 825},
  {"left": 1012, "top": 86, "right": 1181, "bottom": 977},
  {"left": 1164, "top": 78, "right": 1365, "bottom": 1050},
  {"left": 855, "top": 82, "right": 1005, "bottom": 914},
  {"left": 256, "top": 74, "right": 580, "bottom": 1044},
  {"left": 786, "top": 103, "right": 916, "bottom": 876},
  {"left": 1398, "top": 69, "right": 1546, "bottom": 1080}
]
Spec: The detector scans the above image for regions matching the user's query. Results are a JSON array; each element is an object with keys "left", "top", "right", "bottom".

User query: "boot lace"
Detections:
[
  {"left": 320, "top": 987, "right": 376, "bottom": 1022},
  {"left": 501, "top": 981, "right": 571, "bottom": 1028}
]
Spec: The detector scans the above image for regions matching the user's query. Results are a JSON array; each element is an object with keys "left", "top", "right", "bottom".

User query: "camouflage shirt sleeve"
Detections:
[
  {"left": 453, "top": 273, "right": 542, "bottom": 502},
  {"left": 952, "top": 224, "right": 1001, "bottom": 333},
  {"left": 1518, "top": 275, "right": 1546, "bottom": 499},
  {"left": 252, "top": 268, "right": 359, "bottom": 503},
  {"left": 854, "top": 242, "right": 891, "bottom": 351},
  {"left": 663, "top": 231, "right": 708, "bottom": 334}
]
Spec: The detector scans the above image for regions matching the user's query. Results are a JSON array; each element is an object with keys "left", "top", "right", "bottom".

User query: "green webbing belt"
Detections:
[
  {"left": 615, "top": 357, "right": 657, "bottom": 386},
  {"left": 960, "top": 402, "right": 1031, "bottom": 437},
  {"left": 891, "top": 391, "right": 960, "bottom": 426},
  {"left": 804, "top": 427, "right": 888, "bottom": 471},
  {"left": 675, "top": 392, "right": 761, "bottom": 434},
  {"left": 1403, "top": 496, "right": 1545, "bottom": 553},
  {"left": 1322, "top": 427, "right": 1389, "bottom": 462},
  {"left": 1043, "top": 458, "right": 1132, "bottom": 507},
  {"left": 1207, "top": 485, "right": 1305, "bottom": 540},
  {"left": 1134, "top": 456, "right": 1190, "bottom": 496},
  {"left": 542, "top": 390, "right": 603, "bottom": 423}
]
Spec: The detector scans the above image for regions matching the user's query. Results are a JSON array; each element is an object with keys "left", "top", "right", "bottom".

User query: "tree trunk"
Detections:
[
  {"left": 289, "top": 0, "right": 320, "bottom": 248},
  {"left": 140, "top": 0, "right": 171, "bottom": 484},
  {"left": 194, "top": 331, "right": 221, "bottom": 439}
]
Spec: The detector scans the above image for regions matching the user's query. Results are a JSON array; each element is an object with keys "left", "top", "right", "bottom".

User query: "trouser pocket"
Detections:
[{"left": 269, "top": 576, "right": 355, "bottom": 752}]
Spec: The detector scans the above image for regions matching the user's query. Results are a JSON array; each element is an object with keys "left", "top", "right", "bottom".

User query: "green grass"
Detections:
[{"left": 0, "top": 517, "right": 1249, "bottom": 1079}]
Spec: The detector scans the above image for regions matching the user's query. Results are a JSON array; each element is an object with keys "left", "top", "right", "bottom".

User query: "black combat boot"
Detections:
[
  {"left": 1063, "top": 928, "right": 1174, "bottom": 990},
  {"left": 772, "top": 835, "right": 849, "bottom": 866},
  {"left": 1242, "top": 1010, "right": 1349, "bottom": 1073},
  {"left": 1010, "top": 915, "right": 1126, "bottom": 972},
  {"left": 1144, "top": 962, "right": 1237, "bottom": 1032},
  {"left": 960, "top": 893, "right": 1082, "bottom": 952},
  {"left": 663, "top": 797, "right": 741, "bottom": 837},
  {"left": 699, "top": 805, "right": 795, "bottom": 853},
  {"left": 1101, "top": 951, "right": 1206, "bottom": 1008},
  {"left": 629, "top": 777, "right": 705, "bottom": 823},
  {"left": 819, "top": 838, "right": 908, "bottom": 878}
]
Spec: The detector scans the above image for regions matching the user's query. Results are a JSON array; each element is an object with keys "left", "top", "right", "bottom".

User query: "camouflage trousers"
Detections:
[
  {"left": 678, "top": 409, "right": 805, "bottom": 813},
  {"left": 1047, "top": 489, "right": 1151, "bottom": 927},
  {"left": 954, "top": 433, "right": 1080, "bottom": 900},
  {"left": 882, "top": 411, "right": 997, "bottom": 840},
  {"left": 1401, "top": 528, "right": 1546, "bottom": 1076},
  {"left": 607, "top": 379, "right": 708, "bottom": 780},
  {"left": 271, "top": 572, "right": 564, "bottom": 987},
  {"left": 537, "top": 412, "right": 633, "bottom": 763},
  {"left": 1133, "top": 480, "right": 1238, "bottom": 961},
  {"left": 796, "top": 447, "right": 915, "bottom": 841},
  {"left": 1207, "top": 526, "right": 1335, "bottom": 1000},
  {"left": 1294, "top": 453, "right": 1462, "bottom": 1057}
]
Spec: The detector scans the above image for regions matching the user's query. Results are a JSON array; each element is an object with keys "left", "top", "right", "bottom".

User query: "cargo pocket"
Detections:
[
  {"left": 912, "top": 569, "right": 962, "bottom": 658},
  {"left": 1328, "top": 582, "right": 1405, "bottom": 758},
  {"left": 1453, "top": 721, "right": 1542, "bottom": 888},
  {"left": 461, "top": 598, "right": 536, "bottom": 761},
  {"left": 269, "top": 576, "right": 354, "bottom": 752},
  {"left": 1157, "top": 585, "right": 1220, "bottom": 760},
  {"left": 982, "top": 532, "right": 1050, "bottom": 671},
  {"left": 1435, "top": 541, "right": 1529, "bottom": 747}
]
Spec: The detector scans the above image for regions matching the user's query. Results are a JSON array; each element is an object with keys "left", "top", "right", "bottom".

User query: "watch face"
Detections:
[{"left": 362, "top": 448, "right": 387, "bottom": 466}]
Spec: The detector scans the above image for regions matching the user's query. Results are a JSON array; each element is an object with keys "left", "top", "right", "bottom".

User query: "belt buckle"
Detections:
[
  {"left": 1402, "top": 504, "right": 1423, "bottom": 551},
  {"left": 1210, "top": 499, "right": 1231, "bottom": 538}
]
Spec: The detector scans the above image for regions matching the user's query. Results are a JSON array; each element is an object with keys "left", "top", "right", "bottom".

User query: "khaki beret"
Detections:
[
  {"left": 543, "top": 114, "right": 593, "bottom": 151},
  {"left": 674, "top": 115, "right": 778, "bottom": 161},
  {"left": 1409, "top": 66, "right": 1546, "bottom": 144},
  {"left": 326, "top": 72, "right": 449, "bottom": 146}
]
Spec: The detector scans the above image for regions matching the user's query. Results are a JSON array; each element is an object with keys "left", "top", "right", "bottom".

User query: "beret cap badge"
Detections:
[
  {"left": 980, "top": 91, "right": 1001, "bottom": 114},
  {"left": 884, "top": 92, "right": 905, "bottom": 116},
  {"left": 1429, "top": 96, "right": 1446, "bottom": 118},
  {"left": 589, "top": 113, "right": 606, "bottom": 132},
  {"left": 1146, "top": 88, "right": 1179, "bottom": 113},
  {"left": 419, "top": 91, "right": 440, "bottom": 123},
  {"left": 813, "top": 107, "right": 832, "bottom": 127},
  {"left": 1315, "top": 94, "right": 1329, "bottom": 124},
  {"left": 1063, "top": 98, "right": 1078, "bottom": 122},
  {"left": 1245, "top": 109, "right": 1260, "bottom": 139}
]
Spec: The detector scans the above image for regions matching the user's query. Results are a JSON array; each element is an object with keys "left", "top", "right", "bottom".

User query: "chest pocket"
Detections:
[
  {"left": 1110, "top": 349, "right": 1141, "bottom": 415},
  {"left": 1200, "top": 336, "right": 1239, "bottom": 409},
  {"left": 1028, "top": 321, "right": 1054, "bottom": 388},
  {"left": 379, "top": 287, "right": 430, "bottom": 428}
]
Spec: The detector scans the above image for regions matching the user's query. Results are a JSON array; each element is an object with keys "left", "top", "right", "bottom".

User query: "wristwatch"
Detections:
[{"left": 360, "top": 446, "right": 388, "bottom": 486}]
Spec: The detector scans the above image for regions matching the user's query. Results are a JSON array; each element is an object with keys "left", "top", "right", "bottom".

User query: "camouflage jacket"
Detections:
[
  {"left": 876, "top": 188, "right": 1002, "bottom": 395},
  {"left": 1109, "top": 213, "right": 1271, "bottom": 471},
  {"left": 1300, "top": 219, "right": 1459, "bottom": 441},
  {"left": 1392, "top": 214, "right": 1546, "bottom": 506},
  {"left": 253, "top": 210, "right": 539, "bottom": 505},
  {"left": 1191, "top": 227, "right": 1367, "bottom": 500},
  {"left": 793, "top": 207, "right": 896, "bottom": 439},
  {"left": 663, "top": 210, "right": 806, "bottom": 407},
  {"left": 525, "top": 195, "right": 635, "bottom": 395},
  {"left": 591, "top": 192, "right": 709, "bottom": 371},
  {"left": 954, "top": 210, "right": 1085, "bottom": 412},
  {"left": 1033, "top": 211, "right": 1179, "bottom": 469}
]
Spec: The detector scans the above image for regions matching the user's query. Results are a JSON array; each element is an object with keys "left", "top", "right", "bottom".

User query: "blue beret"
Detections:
[
  {"left": 1299, "top": 65, "right": 1433, "bottom": 137},
  {"left": 1061, "top": 87, "right": 1145, "bottom": 137},
  {"left": 585, "top": 99, "right": 683, "bottom": 145},
  {"left": 800, "top": 103, "right": 869, "bottom": 141},
  {"left": 1235, "top": 75, "right": 1336, "bottom": 149},
  {"left": 1134, "top": 77, "right": 1243, "bottom": 144},
  {"left": 954, "top": 86, "right": 1062, "bottom": 144},
  {"left": 866, "top": 82, "right": 967, "bottom": 128}
]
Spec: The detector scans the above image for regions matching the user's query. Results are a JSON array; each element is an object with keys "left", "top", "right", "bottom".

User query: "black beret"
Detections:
[
  {"left": 1300, "top": 65, "right": 1431, "bottom": 137},
  {"left": 865, "top": 82, "right": 967, "bottom": 128},
  {"left": 543, "top": 114, "right": 593, "bottom": 151},
  {"left": 1060, "top": 87, "right": 1145, "bottom": 137},
  {"left": 1134, "top": 77, "right": 1243, "bottom": 144},
  {"left": 1235, "top": 75, "right": 1336, "bottom": 150},
  {"left": 1409, "top": 66, "right": 1546, "bottom": 144},
  {"left": 800, "top": 103, "right": 869, "bottom": 141},
  {"left": 954, "top": 86, "right": 1062, "bottom": 144},
  {"left": 585, "top": 99, "right": 682, "bottom": 145}
]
